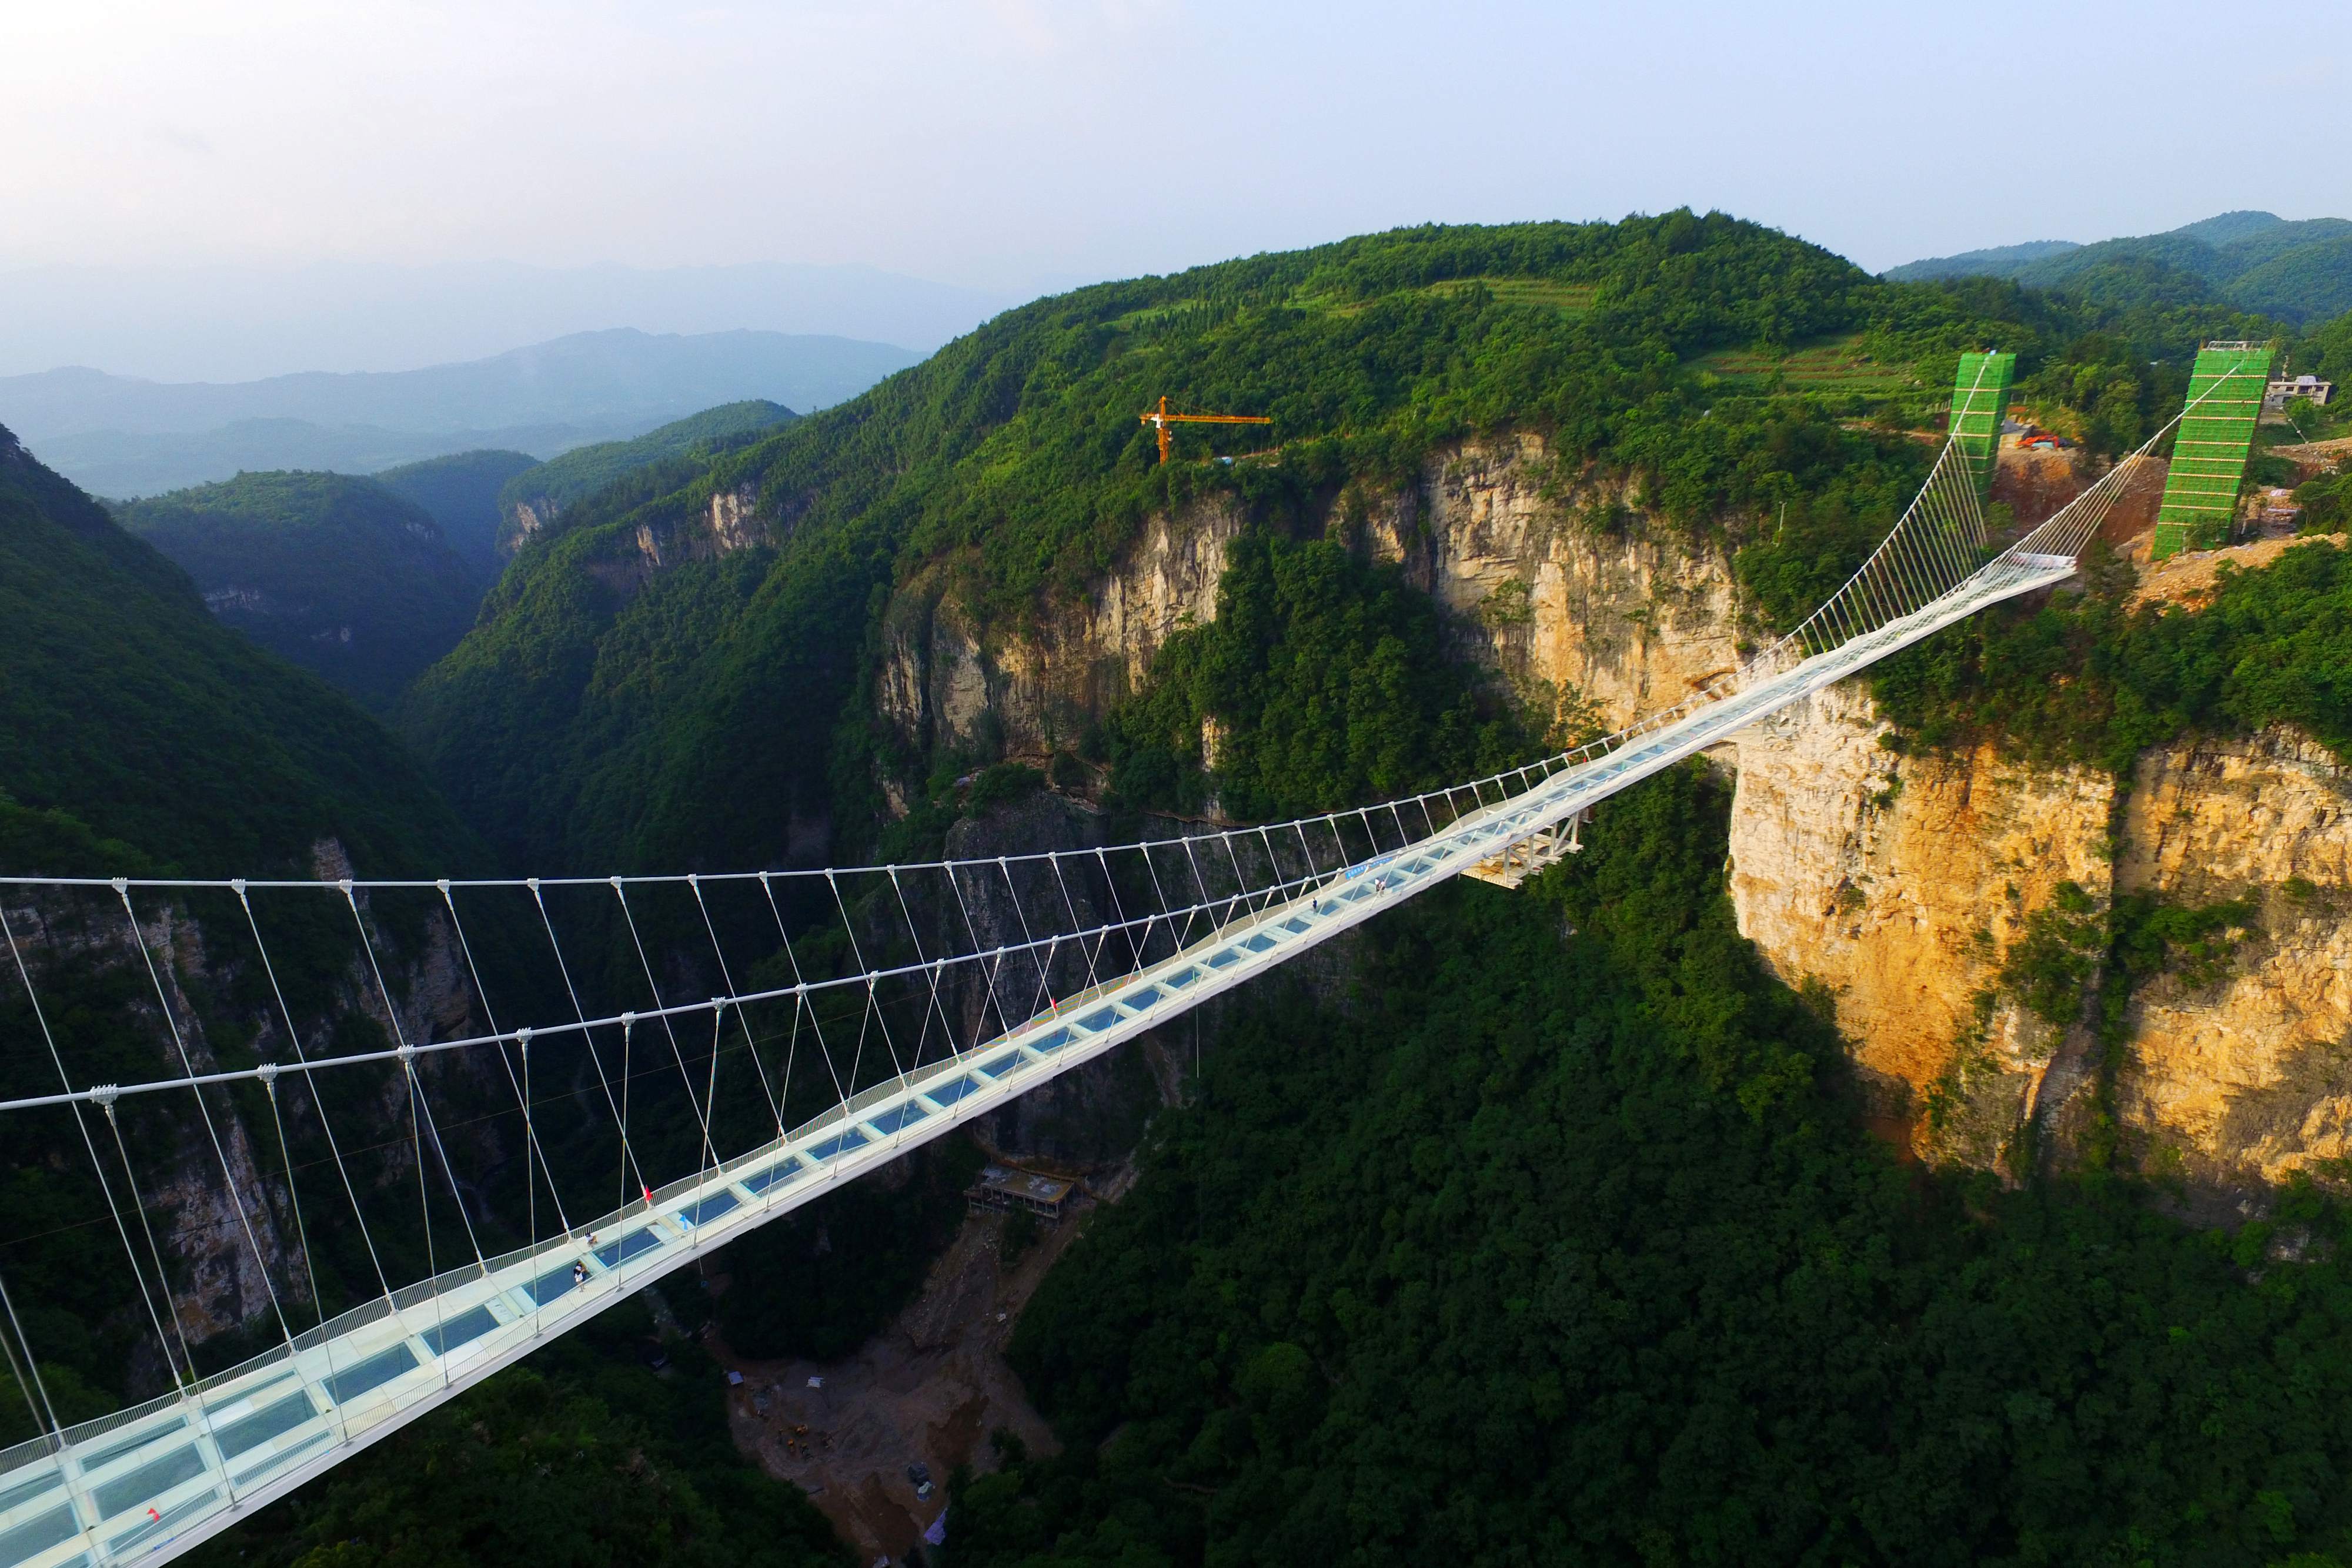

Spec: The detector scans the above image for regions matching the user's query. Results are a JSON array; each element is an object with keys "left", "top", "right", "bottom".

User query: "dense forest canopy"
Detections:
[
  {"left": 953, "top": 766, "right": 2352, "bottom": 1567},
  {"left": 375, "top": 446, "right": 540, "bottom": 578},
  {"left": 0, "top": 429, "right": 476, "bottom": 876},
  {"left": 495, "top": 397, "right": 800, "bottom": 546},
  {"left": 403, "top": 210, "right": 2326, "bottom": 879},
  {"left": 113, "top": 470, "right": 485, "bottom": 711}
]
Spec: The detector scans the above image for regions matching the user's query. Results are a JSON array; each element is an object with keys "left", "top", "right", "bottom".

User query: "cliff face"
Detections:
[
  {"left": 1723, "top": 685, "right": 2116, "bottom": 1165},
  {"left": 877, "top": 436, "right": 1741, "bottom": 769},
  {"left": 1364, "top": 435, "right": 1742, "bottom": 733},
  {"left": 880, "top": 497, "right": 1254, "bottom": 764},
  {"left": 2111, "top": 731, "right": 2352, "bottom": 1193},
  {"left": 864, "top": 431, "right": 2349, "bottom": 1204},
  {"left": 2, "top": 844, "right": 489, "bottom": 1388},
  {"left": 1726, "top": 688, "right": 2352, "bottom": 1197}
]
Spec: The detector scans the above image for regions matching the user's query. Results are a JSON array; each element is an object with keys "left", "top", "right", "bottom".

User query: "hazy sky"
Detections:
[{"left": 6, "top": 0, "right": 2347, "bottom": 302}]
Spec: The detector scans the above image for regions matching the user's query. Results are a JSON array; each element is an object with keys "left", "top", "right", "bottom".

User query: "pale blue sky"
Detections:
[{"left": 4, "top": 0, "right": 2346, "bottom": 371}]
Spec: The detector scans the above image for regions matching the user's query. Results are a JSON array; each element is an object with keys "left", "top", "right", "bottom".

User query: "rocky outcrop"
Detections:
[
  {"left": 501, "top": 497, "right": 559, "bottom": 554},
  {"left": 1365, "top": 435, "right": 1742, "bottom": 733},
  {"left": 582, "top": 483, "right": 780, "bottom": 601},
  {"left": 880, "top": 499, "right": 1253, "bottom": 764},
  {"left": 0, "top": 843, "right": 490, "bottom": 1388},
  {"left": 1726, "top": 685, "right": 2352, "bottom": 1196},
  {"left": 1723, "top": 686, "right": 2114, "bottom": 1163},
  {"left": 2110, "top": 730, "right": 2352, "bottom": 1192},
  {"left": 877, "top": 437, "right": 1741, "bottom": 771}
]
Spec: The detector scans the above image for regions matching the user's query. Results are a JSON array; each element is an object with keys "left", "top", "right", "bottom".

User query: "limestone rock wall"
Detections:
[
  {"left": 876, "top": 436, "right": 1742, "bottom": 773},
  {"left": 2110, "top": 730, "right": 2352, "bottom": 1191},
  {"left": 878, "top": 497, "right": 1253, "bottom": 764},
  {"left": 1723, "top": 686, "right": 2114, "bottom": 1162},
  {"left": 866, "top": 429, "right": 2352, "bottom": 1202},
  {"left": 1365, "top": 434, "right": 1743, "bottom": 733},
  {"left": 1727, "top": 688, "right": 2352, "bottom": 1194}
]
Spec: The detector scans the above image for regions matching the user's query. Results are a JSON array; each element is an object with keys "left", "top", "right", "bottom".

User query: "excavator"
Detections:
[{"left": 1140, "top": 394, "right": 1271, "bottom": 464}]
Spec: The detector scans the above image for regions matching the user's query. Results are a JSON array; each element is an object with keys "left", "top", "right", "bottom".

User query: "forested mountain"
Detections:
[
  {"left": 375, "top": 446, "right": 539, "bottom": 577},
  {"left": 1890, "top": 210, "right": 2352, "bottom": 323},
  {"left": 0, "top": 426, "right": 473, "bottom": 875},
  {"left": 34, "top": 212, "right": 2352, "bottom": 1565},
  {"left": 495, "top": 398, "right": 800, "bottom": 550},
  {"left": 400, "top": 211, "right": 2297, "bottom": 874},
  {"left": 2, "top": 420, "right": 856, "bottom": 1567},
  {"left": 113, "top": 470, "right": 484, "bottom": 711},
  {"left": 938, "top": 765, "right": 2352, "bottom": 1566}
]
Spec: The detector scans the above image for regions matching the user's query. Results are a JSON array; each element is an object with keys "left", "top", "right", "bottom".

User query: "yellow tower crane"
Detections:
[{"left": 1140, "top": 394, "right": 1271, "bottom": 464}]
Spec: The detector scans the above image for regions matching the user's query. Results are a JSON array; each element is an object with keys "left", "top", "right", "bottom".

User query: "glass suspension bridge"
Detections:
[{"left": 0, "top": 380, "right": 2188, "bottom": 1567}]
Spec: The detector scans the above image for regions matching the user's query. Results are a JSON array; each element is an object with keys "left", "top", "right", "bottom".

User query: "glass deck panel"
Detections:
[
  {"left": 740, "top": 1158, "right": 803, "bottom": 1193},
  {"left": 1161, "top": 968, "right": 1197, "bottom": 987},
  {"left": 1206, "top": 949, "right": 1240, "bottom": 968},
  {"left": 418, "top": 1305, "right": 500, "bottom": 1357},
  {"left": 522, "top": 1265, "right": 582, "bottom": 1305},
  {"left": 1077, "top": 1008, "right": 1118, "bottom": 1032},
  {"left": 232, "top": 1432, "right": 328, "bottom": 1489},
  {"left": 1124, "top": 986, "right": 1163, "bottom": 1008},
  {"left": 0, "top": 1504, "right": 78, "bottom": 1568},
  {"left": 1027, "top": 1028, "right": 1073, "bottom": 1054},
  {"left": 678, "top": 1191, "right": 742, "bottom": 1226},
  {"left": 1242, "top": 934, "right": 1275, "bottom": 952},
  {"left": 976, "top": 1051, "right": 1024, "bottom": 1078},
  {"left": 807, "top": 1129, "right": 869, "bottom": 1162},
  {"left": 321, "top": 1343, "right": 419, "bottom": 1406},
  {"left": 209, "top": 1391, "right": 316, "bottom": 1459},
  {"left": 593, "top": 1231, "right": 662, "bottom": 1268},
  {"left": 91, "top": 1445, "right": 203, "bottom": 1519},
  {"left": 105, "top": 1489, "right": 215, "bottom": 1553},
  {"left": 866, "top": 1103, "right": 927, "bottom": 1135},
  {"left": 923, "top": 1076, "right": 980, "bottom": 1106},
  {"left": 0, "top": 1467, "right": 59, "bottom": 1515},
  {"left": 76, "top": 1417, "right": 185, "bottom": 1474}
]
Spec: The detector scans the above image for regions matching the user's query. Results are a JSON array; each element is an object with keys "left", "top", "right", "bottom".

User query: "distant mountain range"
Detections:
[
  {"left": 0, "top": 328, "right": 921, "bottom": 497},
  {"left": 0, "top": 258, "right": 1013, "bottom": 381},
  {"left": 1887, "top": 211, "right": 2352, "bottom": 322}
]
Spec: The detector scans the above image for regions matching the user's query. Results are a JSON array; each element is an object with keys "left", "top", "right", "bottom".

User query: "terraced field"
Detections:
[{"left": 1690, "top": 332, "right": 1918, "bottom": 393}]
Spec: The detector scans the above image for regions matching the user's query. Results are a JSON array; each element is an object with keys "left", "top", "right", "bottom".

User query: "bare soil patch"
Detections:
[{"left": 710, "top": 1201, "right": 1094, "bottom": 1563}]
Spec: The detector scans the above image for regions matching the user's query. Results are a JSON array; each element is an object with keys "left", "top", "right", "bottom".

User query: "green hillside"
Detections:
[
  {"left": 114, "top": 470, "right": 483, "bottom": 712},
  {"left": 402, "top": 213, "right": 2295, "bottom": 875},
  {"left": 1891, "top": 211, "right": 2352, "bottom": 322},
  {"left": 948, "top": 765, "right": 2352, "bottom": 1566},
  {"left": 0, "top": 427, "right": 474, "bottom": 875},
  {"left": 495, "top": 397, "right": 799, "bottom": 549},
  {"left": 376, "top": 446, "right": 540, "bottom": 578}
]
